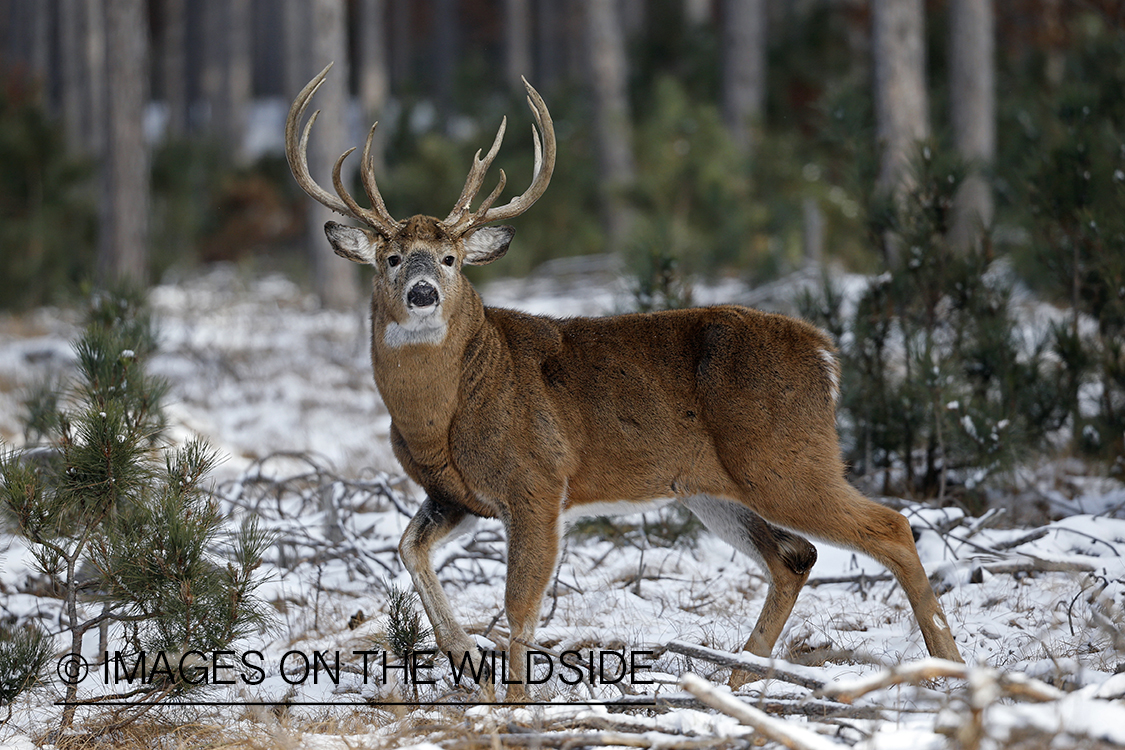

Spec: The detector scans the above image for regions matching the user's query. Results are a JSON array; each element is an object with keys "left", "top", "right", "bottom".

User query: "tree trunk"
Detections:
[
  {"left": 282, "top": 0, "right": 311, "bottom": 110},
  {"left": 684, "top": 0, "right": 711, "bottom": 26},
  {"left": 201, "top": 0, "right": 251, "bottom": 160},
  {"left": 584, "top": 0, "right": 635, "bottom": 249},
  {"left": 99, "top": 0, "right": 149, "bottom": 285},
  {"left": 161, "top": 0, "right": 188, "bottom": 138},
  {"left": 433, "top": 0, "right": 458, "bottom": 127},
  {"left": 30, "top": 0, "right": 53, "bottom": 110},
  {"left": 505, "top": 0, "right": 533, "bottom": 89},
  {"left": 535, "top": 0, "right": 564, "bottom": 92},
  {"left": 224, "top": 0, "right": 252, "bottom": 162},
  {"left": 721, "top": 0, "right": 767, "bottom": 153},
  {"left": 200, "top": 0, "right": 223, "bottom": 136},
  {"left": 949, "top": 0, "right": 995, "bottom": 252},
  {"left": 357, "top": 0, "right": 389, "bottom": 175},
  {"left": 872, "top": 0, "right": 928, "bottom": 266},
  {"left": 85, "top": 0, "right": 107, "bottom": 155},
  {"left": 872, "top": 0, "right": 928, "bottom": 193},
  {"left": 59, "top": 0, "right": 88, "bottom": 154},
  {"left": 390, "top": 0, "right": 412, "bottom": 88},
  {"left": 307, "top": 0, "right": 358, "bottom": 309}
]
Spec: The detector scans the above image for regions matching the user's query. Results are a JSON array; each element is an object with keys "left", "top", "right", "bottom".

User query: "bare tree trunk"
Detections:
[
  {"left": 201, "top": 0, "right": 251, "bottom": 160},
  {"left": 200, "top": 0, "right": 223, "bottom": 136},
  {"left": 722, "top": 0, "right": 767, "bottom": 153},
  {"left": 30, "top": 0, "right": 53, "bottom": 110},
  {"left": 949, "top": 0, "right": 994, "bottom": 252},
  {"left": 584, "top": 0, "right": 635, "bottom": 249},
  {"left": 872, "top": 0, "right": 928, "bottom": 266},
  {"left": 161, "top": 0, "right": 188, "bottom": 138},
  {"left": 390, "top": 0, "right": 412, "bottom": 88},
  {"left": 433, "top": 0, "right": 458, "bottom": 126},
  {"left": 85, "top": 0, "right": 106, "bottom": 154},
  {"left": 684, "top": 0, "right": 711, "bottom": 26},
  {"left": 505, "top": 0, "right": 533, "bottom": 89},
  {"left": 308, "top": 0, "right": 358, "bottom": 309},
  {"left": 283, "top": 0, "right": 312, "bottom": 105},
  {"left": 357, "top": 0, "right": 390, "bottom": 174},
  {"left": 535, "top": 0, "right": 564, "bottom": 92},
  {"left": 59, "top": 0, "right": 87, "bottom": 154},
  {"left": 99, "top": 0, "right": 149, "bottom": 285},
  {"left": 225, "top": 0, "right": 252, "bottom": 162}
]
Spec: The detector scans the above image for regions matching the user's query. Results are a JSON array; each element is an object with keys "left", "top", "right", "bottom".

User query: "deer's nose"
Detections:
[{"left": 407, "top": 281, "right": 439, "bottom": 308}]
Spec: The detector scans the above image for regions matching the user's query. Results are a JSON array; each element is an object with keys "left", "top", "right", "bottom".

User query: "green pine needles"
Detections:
[
  {"left": 800, "top": 144, "right": 1072, "bottom": 502},
  {"left": 0, "top": 288, "right": 272, "bottom": 730}
]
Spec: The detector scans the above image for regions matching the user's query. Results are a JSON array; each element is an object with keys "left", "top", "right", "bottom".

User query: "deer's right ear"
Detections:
[{"left": 325, "top": 221, "right": 385, "bottom": 265}]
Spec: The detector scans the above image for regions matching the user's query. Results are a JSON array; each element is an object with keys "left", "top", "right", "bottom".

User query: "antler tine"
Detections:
[
  {"left": 332, "top": 147, "right": 372, "bottom": 222},
  {"left": 360, "top": 123, "right": 400, "bottom": 232},
  {"left": 472, "top": 169, "right": 508, "bottom": 219},
  {"left": 443, "top": 117, "right": 507, "bottom": 227},
  {"left": 460, "top": 77, "right": 556, "bottom": 230},
  {"left": 286, "top": 62, "right": 400, "bottom": 234}
]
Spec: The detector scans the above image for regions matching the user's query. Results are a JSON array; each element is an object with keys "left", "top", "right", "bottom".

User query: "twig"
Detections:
[
  {"left": 990, "top": 528, "right": 1049, "bottom": 551},
  {"left": 665, "top": 641, "right": 824, "bottom": 691},
  {"left": 448, "top": 730, "right": 741, "bottom": 749},
  {"left": 817, "top": 658, "right": 1063, "bottom": 704},
  {"left": 606, "top": 694, "right": 896, "bottom": 720},
  {"left": 978, "top": 556, "right": 1095, "bottom": 576},
  {"left": 806, "top": 572, "right": 893, "bottom": 588},
  {"left": 680, "top": 673, "right": 843, "bottom": 750}
]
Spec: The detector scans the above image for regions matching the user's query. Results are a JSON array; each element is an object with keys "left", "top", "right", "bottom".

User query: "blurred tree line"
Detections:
[{"left": 0, "top": 0, "right": 1011, "bottom": 301}]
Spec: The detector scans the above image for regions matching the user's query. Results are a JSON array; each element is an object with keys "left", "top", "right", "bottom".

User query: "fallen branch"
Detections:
[
  {"left": 806, "top": 573, "right": 893, "bottom": 588},
  {"left": 680, "top": 673, "right": 843, "bottom": 750},
  {"left": 989, "top": 528, "right": 1049, "bottom": 551},
  {"left": 665, "top": 641, "right": 824, "bottom": 691},
  {"left": 448, "top": 728, "right": 746, "bottom": 749},
  {"left": 977, "top": 557, "right": 1095, "bottom": 577},
  {"left": 608, "top": 694, "right": 895, "bottom": 721},
  {"left": 818, "top": 658, "right": 1064, "bottom": 704}
]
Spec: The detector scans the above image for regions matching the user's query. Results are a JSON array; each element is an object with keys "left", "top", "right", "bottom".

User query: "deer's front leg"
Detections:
[
  {"left": 502, "top": 507, "right": 560, "bottom": 703},
  {"left": 398, "top": 498, "right": 482, "bottom": 677}
]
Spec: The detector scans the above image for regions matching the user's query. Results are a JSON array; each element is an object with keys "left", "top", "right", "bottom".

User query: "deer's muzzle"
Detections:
[{"left": 407, "top": 281, "right": 439, "bottom": 308}]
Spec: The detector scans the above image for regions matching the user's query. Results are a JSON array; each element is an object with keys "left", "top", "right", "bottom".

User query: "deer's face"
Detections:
[
  {"left": 325, "top": 217, "right": 513, "bottom": 346},
  {"left": 287, "top": 66, "right": 552, "bottom": 347}
]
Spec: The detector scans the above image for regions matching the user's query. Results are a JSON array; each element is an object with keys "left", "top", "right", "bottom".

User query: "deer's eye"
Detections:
[
  {"left": 442, "top": 255, "right": 456, "bottom": 267},
  {"left": 387, "top": 255, "right": 401, "bottom": 268}
]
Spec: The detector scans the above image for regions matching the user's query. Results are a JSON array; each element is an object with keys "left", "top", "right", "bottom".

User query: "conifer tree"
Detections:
[{"left": 0, "top": 289, "right": 271, "bottom": 730}]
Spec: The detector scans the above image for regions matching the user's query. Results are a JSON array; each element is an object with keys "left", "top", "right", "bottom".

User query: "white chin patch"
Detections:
[{"left": 383, "top": 310, "right": 447, "bottom": 348}]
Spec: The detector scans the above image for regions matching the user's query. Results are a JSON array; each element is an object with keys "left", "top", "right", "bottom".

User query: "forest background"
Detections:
[{"left": 0, "top": 0, "right": 1123, "bottom": 487}]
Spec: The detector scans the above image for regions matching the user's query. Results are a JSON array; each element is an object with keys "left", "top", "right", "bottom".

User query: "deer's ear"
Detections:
[
  {"left": 325, "top": 222, "right": 384, "bottom": 264},
  {"left": 463, "top": 226, "right": 514, "bottom": 266}
]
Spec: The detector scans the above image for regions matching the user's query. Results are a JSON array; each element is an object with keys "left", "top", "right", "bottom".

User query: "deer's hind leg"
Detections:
[
  {"left": 725, "top": 467, "right": 964, "bottom": 665},
  {"left": 681, "top": 494, "right": 817, "bottom": 689}
]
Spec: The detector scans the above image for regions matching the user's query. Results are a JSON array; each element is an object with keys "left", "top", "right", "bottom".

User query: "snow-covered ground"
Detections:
[{"left": 1, "top": 265, "right": 1123, "bottom": 748}]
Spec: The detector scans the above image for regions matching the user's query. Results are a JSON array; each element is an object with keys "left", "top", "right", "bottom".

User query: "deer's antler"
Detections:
[
  {"left": 441, "top": 77, "right": 556, "bottom": 235},
  {"left": 285, "top": 63, "right": 402, "bottom": 236}
]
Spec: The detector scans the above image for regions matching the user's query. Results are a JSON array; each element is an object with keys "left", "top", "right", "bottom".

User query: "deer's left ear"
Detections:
[
  {"left": 325, "top": 221, "right": 384, "bottom": 264},
  {"left": 463, "top": 226, "right": 514, "bottom": 265}
]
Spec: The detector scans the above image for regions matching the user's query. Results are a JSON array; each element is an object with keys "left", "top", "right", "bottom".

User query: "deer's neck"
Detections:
[{"left": 369, "top": 287, "right": 490, "bottom": 449}]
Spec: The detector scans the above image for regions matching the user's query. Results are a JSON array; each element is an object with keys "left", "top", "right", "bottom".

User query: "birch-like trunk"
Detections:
[{"left": 949, "top": 0, "right": 995, "bottom": 252}]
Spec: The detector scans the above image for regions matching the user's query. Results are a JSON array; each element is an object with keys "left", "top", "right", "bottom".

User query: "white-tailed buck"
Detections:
[{"left": 287, "top": 64, "right": 964, "bottom": 699}]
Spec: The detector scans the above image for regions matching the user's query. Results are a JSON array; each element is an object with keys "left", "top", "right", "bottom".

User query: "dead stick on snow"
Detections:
[
  {"left": 666, "top": 641, "right": 825, "bottom": 691},
  {"left": 680, "top": 673, "right": 843, "bottom": 750},
  {"left": 818, "top": 658, "right": 1063, "bottom": 704}
]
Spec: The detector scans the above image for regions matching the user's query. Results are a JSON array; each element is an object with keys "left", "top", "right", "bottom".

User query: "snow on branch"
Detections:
[{"left": 679, "top": 672, "right": 844, "bottom": 750}]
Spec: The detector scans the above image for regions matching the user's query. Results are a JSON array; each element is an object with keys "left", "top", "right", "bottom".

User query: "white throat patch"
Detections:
[{"left": 383, "top": 315, "right": 448, "bottom": 348}]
